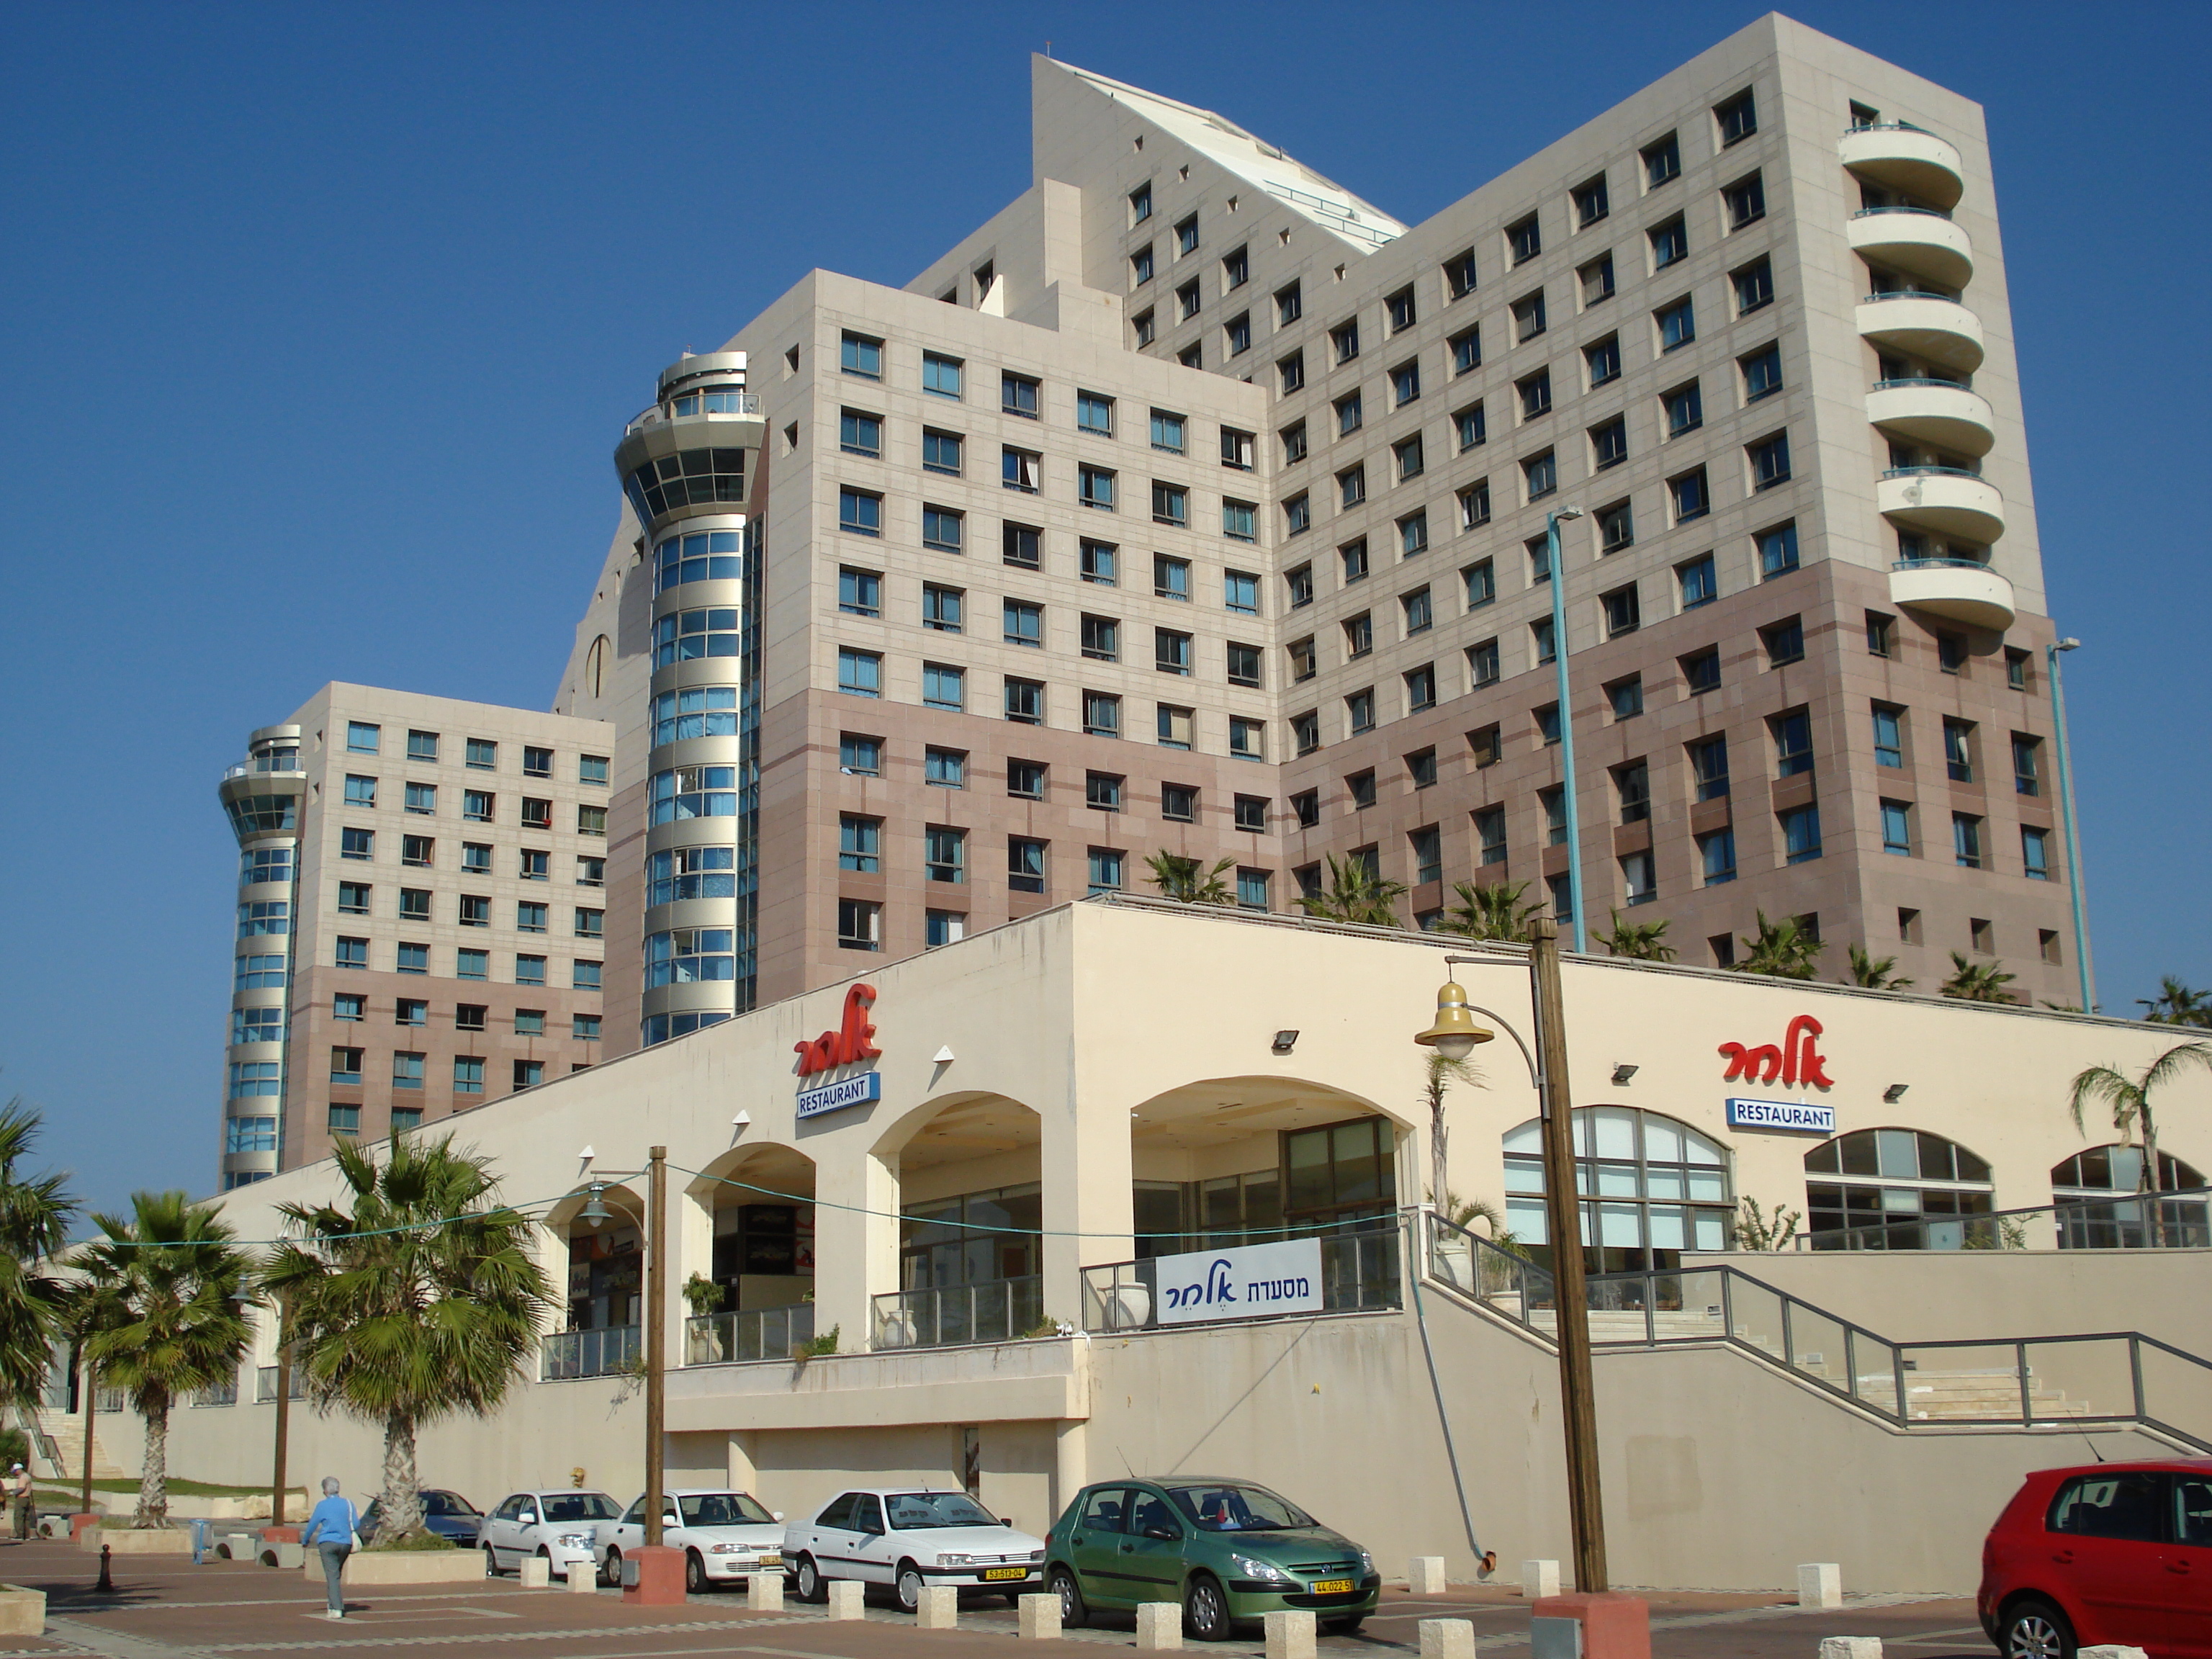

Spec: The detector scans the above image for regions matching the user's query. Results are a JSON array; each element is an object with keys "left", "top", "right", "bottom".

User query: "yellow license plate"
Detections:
[
  {"left": 982, "top": 1567, "right": 1030, "bottom": 1581},
  {"left": 755, "top": 1555, "right": 781, "bottom": 1568},
  {"left": 1310, "top": 1578, "right": 1356, "bottom": 1596}
]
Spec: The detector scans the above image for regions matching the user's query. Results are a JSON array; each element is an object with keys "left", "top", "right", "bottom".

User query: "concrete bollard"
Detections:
[
  {"left": 826, "top": 1579, "right": 866, "bottom": 1620},
  {"left": 915, "top": 1584, "right": 959, "bottom": 1629},
  {"left": 219, "top": 1533, "right": 256, "bottom": 1560},
  {"left": 569, "top": 1561, "right": 598, "bottom": 1592},
  {"left": 260, "top": 1541, "right": 304, "bottom": 1569},
  {"left": 518, "top": 1556, "right": 551, "bottom": 1588},
  {"left": 1018, "top": 1593, "right": 1063, "bottom": 1639},
  {"left": 2079, "top": 1648, "right": 2150, "bottom": 1659},
  {"left": 1421, "top": 1619, "right": 1478, "bottom": 1659},
  {"left": 1411, "top": 1556, "right": 1449, "bottom": 1595},
  {"left": 1798, "top": 1564, "right": 1843, "bottom": 1609},
  {"left": 1521, "top": 1559, "right": 1560, "bottom": 1599},
  {"left": 748, "top": 1571, "right": 783, "bottom": 1611},
  {"left": 1137, "top": 1601, "right": 1183, "bottom": 1649},
  {"left": 1264, "top": 1608, "right": 1318, "bottom": 1659},
  {"left": 1819, "top": 1642, "right": 1881, "bottom": 1659}
]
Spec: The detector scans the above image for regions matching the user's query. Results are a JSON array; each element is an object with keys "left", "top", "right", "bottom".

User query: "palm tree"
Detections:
[
  {"left": 1297, "top": 853, "right": 1407, "bottom": 927},
  {"left": 0, "top": 1099, "right": 77, "bottom": 1411},
  {"left": 1733, "top": 912, "right": 1823, "bottom": 980},
  {"left": 1941, "top": 952, "right": 2019, "bottom": 1003},
  {"left": 2067, "top": 1043, "right": 2212, "bottom": 1244},
  {"left": 1437, "top": 880, "right": 1542, "bottom": 943},
  {"left": 2138, "top": 978, "right": 2212, "bottom": 1028},
  {"left": 76, "top": 1192, "right": 254, "bottom": 1527},
  {"left": 1419, "top": 1051, "right": 1483, "bottom": 1223},
  {"left": 1844, "top": 944, "right": 1914, "bottom": 991},
  {"left": 1599, "top": 912, "right": 1676, "bottom": 961},
  {"left": 263, "top": 1136, "right": 552, "bottom": 1545},
  {"left": 1144, "top": 851, "right": 1235, "bottom": 905}
]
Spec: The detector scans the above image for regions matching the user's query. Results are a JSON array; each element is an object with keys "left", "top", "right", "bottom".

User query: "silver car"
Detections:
[
  {"left": 786, "top": 1488, "right": 1046, "bottom": 1611},
  {"left": 594, "top": 1488, "right": 787, "bottom": 1594},
  {"left": 477, "top": 1488, "right": 620, "bottom": 1581}
]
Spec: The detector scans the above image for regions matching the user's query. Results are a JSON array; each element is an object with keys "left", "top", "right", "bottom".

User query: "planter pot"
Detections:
[
  {"left": 1432, "top": 1238, "right": 1475, "bottom": 1291},
  {"left": 302, "top": 1547, "right": 482, "bottom": 1585},
  {"left": 0, "top": 1588, "right": 45, "bottom": 1636},
  {"left": 1104, "top": 1284, "right": 1153, "bottom": 1331}
]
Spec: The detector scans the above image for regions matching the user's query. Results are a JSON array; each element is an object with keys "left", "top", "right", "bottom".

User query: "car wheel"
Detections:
[
  {"left": 1050, "top": 1565, "right": 1088, "bottom": 1629},
  {"left": 896, "top": 1560, "right": 926, "bottom": 1613},
  {"left": 793, "top": 1554, "right": 825, "bottom": 1603},
  {"left": 536, "top": 1545, "right": 555, "bottom": 1581},
  {"left": 483, "top": 1544, "right": 500, "bottom": 1578},
  {"left": 1184, "top": 1573, "right": 1234, "bottom": 1642},
  {"left": 2002, "top": 1598, "right": 2075, "bottom": 1659},
  {"left": 685, "top": 1550, "right": 709, "bottom": 1595},
  {"left": 599, "top": 1547, "right": 622, "bottom": 1588}
]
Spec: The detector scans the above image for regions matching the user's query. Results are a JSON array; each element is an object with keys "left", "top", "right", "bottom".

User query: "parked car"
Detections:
[
  {"left": 1979, "top": 1457, "right": 2212, "bottom": 1658},
  {"left": 785, "top": 1488, "right": 1046, "bottom": 1611},
  {"left": 358, "top": 1489, "right": 481, "bottom": 1546},
  {"left": 595, "top": 1488, "right": 787, "bottom": 1594},
  {"left": 477, "top": 1488, "right": 622, "bottom": 1581},
  {"left": 1045, "top": 1477, "right": 1380, "bottom": 1641}
]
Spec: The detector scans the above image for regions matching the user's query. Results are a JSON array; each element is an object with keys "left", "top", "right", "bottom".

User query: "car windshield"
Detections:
[
  {"left": 886, "top": 1492, "right": 999, "bottom": 1531},
  {"left": 426, "top": 1493, "right": 480, "bottom": 1518},
  {"left": 680, "top": 1493, "right": 775, "bottom": 1527},
  {"left": 1166, "top": 1483, "right": 1317, "bottom": 1532},
  {"left": 540, "top": 1493, "right": 619, "bottom": 1523}
]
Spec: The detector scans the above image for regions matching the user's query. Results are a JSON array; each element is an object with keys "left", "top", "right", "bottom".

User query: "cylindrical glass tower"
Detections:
[
  {"left": 215, "top": 724, "right": 304, "bottom": 1185},
  {"left": 615, "top": 352, "right": 765, "bottom": 1045}
]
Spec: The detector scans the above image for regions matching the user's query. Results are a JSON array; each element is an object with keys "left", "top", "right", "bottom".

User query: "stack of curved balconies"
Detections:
[
  {"left": 1843, "top": 123, "right": 2015, "bottom": 631},
  {"left": 614, "top": 352, "right": 767, "bottom": 1045},
  {"left": 215, "top": 725, "right": 305, "bottom": 1185}
]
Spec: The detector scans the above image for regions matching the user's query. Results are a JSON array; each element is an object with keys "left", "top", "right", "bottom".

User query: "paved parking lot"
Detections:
[{"left": 0, "top": 1538, "right": 1997, "bottom": 1659}]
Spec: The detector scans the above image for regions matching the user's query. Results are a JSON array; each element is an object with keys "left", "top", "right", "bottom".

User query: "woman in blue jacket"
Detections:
[{"left": 301, "top": 1477, "right": 358, "bottom": 1619}]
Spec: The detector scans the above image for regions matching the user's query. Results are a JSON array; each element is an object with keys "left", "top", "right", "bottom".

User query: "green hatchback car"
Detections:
[{"left": 1045, "top": 1478, "right": 1380, "bottom": 1640}]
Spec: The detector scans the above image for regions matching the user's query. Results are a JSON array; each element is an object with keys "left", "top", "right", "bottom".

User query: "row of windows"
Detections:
[
  {"left": 646, "top": 926, "right": 755, "bottom": 987},
  {"left": 837, "top": 734, "right": 1266, "bottom": 824},
  {"left": 343, "top": 721, "right": 606, "bottom": 783},
  {"left": 840, "top": 482, "right": 1258, "bottom": 544},
  {"left": 329, "top": 936, "right": 601, "bottom": 988},
  {"left": 337, "top": 778, "right": 603, "bottom": 834},
  {"left": 238, "top": 845, "right": 295, "bottom": 887},
  {"left": 333, "top": 830, "right": 605, "bottom": 884},
  {"left": 331, "top": 993, "right": 598, "bottom": 1038},
  {"left": 329, "top": 1049, "right": 563, "bottom": 1096},
  {"left": 837, "top": 397, "right": 1256, "bottom": 470},
  {"left": 845, "top": 511, "right": 1267, "bottom": 614},
  {"left": 832, "top": 848, "right": 1269, "bottom": 948},
  {"left": 331, "top": 884, "right": 603, "bottom": 936}
]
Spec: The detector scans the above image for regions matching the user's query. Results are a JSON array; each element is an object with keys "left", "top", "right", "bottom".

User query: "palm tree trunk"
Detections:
[
  {"left": 382, "top": 1409, "right": 423, "bottom": 1542},
  {"left": 135, "top": 1393, "right": 168, "bottom": 1527},
  {"left": 2143, "top": 1104, "right": 2165, "bottom": 1248},
  {"left": 1429, "top": 1094, "right": 1448, "bottom": 1231}
]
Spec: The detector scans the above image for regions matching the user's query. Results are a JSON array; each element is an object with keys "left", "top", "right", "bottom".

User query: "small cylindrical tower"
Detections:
[
  {"left": 215, "top": 724, "right": 305, "bottom": 1185},
  {"left": 614, "top": 352, "right": 767, "bottom": 1045}
]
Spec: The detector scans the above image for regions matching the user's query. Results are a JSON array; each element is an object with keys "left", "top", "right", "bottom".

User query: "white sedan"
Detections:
[
  {"left": 786, "top": 1488, "right": 1046, "bottom": 1612},
  {"left": 594, "top": 1489, "right": 787, "bottom": 1594},
  {"left": 477, "top": 1488, "right": 621, "bottom": 1581}
]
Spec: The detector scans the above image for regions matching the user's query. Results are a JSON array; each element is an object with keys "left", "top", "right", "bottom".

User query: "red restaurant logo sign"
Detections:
[
  {"left": 1719, "top": 1014, "right": 1833, "bottom": 1089},
  {"left": 795, "top": 984, "right": 881, "bottom": 1076}
]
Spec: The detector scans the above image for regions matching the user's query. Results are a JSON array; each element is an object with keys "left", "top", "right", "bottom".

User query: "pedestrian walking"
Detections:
[
  {"left": 7, "top": 1464, "right": 31, "bottom": 1542},
  {"left": 300, "top": 1476, "right": 359, "bottom": 1618}
]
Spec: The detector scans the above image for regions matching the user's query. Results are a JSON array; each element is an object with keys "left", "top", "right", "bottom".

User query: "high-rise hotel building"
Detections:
[
  {"left": 222, "top": 12, "right": 2085, "bottom": 1174},
  {"left": 549, "top": 13, "right": 2075, "bottom": 1054}
]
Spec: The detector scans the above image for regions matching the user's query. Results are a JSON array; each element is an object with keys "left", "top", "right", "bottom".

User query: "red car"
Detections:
[{"left": 1979, "top": 1457, "right": 2212, "bottom": 1659}]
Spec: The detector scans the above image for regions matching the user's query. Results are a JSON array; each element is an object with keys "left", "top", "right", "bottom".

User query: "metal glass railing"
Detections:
[
  {"left": 1871, "top": 376, "right": 1977, "bottom": 393},
  {"left": 685, "top": 1303, "right": 815, "bottom": 1365},
  {"left": 1851, "top": 205, "right": 1955, "bottom": 222},
  {"left": 873, "top": 1275, "right": 1044, "bottom": 1350},
  {"left": 1860, "top": 289, "right": 1966, "bottom": 305},
  {"left": 539, "top": 1325, "right": 639, "bottom": 1382},
  {"left": 1799, "top": 1188, "right": 2212, "bottom": 1253},
  {"left": 1892, "top": 557, "right": 1997, "bottom": 573},
  {"left": 1421, "top": 1211, "right": 2212, "bottom": 1450},
  {"left": 1079, "top": 1225, "right": 1403, "bottom": 1334},
  {"left": 1882, "top": 464, "right": 1985, "bottom": 481}
]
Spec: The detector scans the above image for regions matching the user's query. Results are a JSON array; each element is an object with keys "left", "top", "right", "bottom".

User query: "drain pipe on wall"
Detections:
[{"left": 1403, "top": 1205, "right": 1494, "bottom": 1574}]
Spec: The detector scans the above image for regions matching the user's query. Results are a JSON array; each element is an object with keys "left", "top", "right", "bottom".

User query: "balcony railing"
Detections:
[
  {"left": 625, "top": 394, "right": 760, "bottom": 434},
  {"left": 686, "top": 1303, "right": 815, "bottom": 1365},
  {"left": 1860, "top": 288, "right": 1963, "bottom": 305},
  {"left": 1892, "top": 557, "right": 1995, "bottom": 572},
  {"left": 1872, "top": 376, "right": 1975, "bottom": 392},
  {"left": 1851, "top": 204, "right": 1954, "bottom": 222},
  {"left": 872, "top": 1275, "right": 1044, "bottom": 1351},
  {"left": 1799, "top": 1188, "right": 2212, "bottom": 1253},
  {"left": 1882, "top": 464, "right": 1983, "bottom": 482},
  {"left": 540, "top": 1325, "right": 639, "bottom": 1381},
  {"left": 1079, "top": 1225, "right": 1403, "bottom": 1334}
]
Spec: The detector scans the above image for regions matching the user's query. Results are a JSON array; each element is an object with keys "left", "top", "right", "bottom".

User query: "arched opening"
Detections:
[
  {"left": 689, "top": 1144, "right": 817, "bottom": 1362},
  {"left": 1804, "top": 1128, "right": 1992, "bottom": 1249},
  {"left": 2051, "top": 1144, "right": 2209, "bottom": 1249},
  {"left": 584, "top": 634, "right": 608, "bottom": 698},
  {"left": 874, "top": 1093, "right": 1042, "bottom": 1348},
  {"left": 541, "top": 1182, "right": 644, "bottom": 1378},
  {"left": 1502, "top": 1106, "right": 1733, "bottom": 1274}
]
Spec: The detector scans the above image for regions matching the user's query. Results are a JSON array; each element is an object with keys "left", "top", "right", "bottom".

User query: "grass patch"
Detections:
[{"left": 366, "top": 1532, "right": 458, "bottom": 1551}]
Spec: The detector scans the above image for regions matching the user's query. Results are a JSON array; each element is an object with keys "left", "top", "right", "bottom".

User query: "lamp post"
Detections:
[
  {"left": 1418, "top": 920, "right": 1606, "bottom": 1591},
  {"left": 2046, "top": 638, "right": 2095, "bottom": 1012},
  {"left": 576, "top": 1148, "right": 670, "bottom": 1552},
  {"left": 1543, "top": 507, "right": 1588, "bottom": 951}
]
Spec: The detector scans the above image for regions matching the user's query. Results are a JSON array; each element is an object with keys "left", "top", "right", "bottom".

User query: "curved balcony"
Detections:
[
  {"left": 1889, "top": 558, "right": 2015, "bottom": 631},
  {"left": 1877, "top": 467, "right": 2006, "bottom": 545},
  {"left": 1849, "top": 208, "right": 1973, "bottom": 290},
  {"left": 1865, "top": 379, "right": 1994, "bottom": 457},
  {"left": 1838, "top": 125, "right": 1964, "bottom": 211},
  {"left": 1856, "top": 292, "right": 1984, "bottom": 374}
]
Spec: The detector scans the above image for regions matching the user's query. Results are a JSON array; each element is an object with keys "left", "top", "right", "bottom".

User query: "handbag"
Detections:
[{"left": 346, "top": 1500, "right": 362, "bottom": 1552}]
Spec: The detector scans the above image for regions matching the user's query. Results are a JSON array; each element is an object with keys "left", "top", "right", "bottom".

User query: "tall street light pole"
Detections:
[
  {"left": 2046, "top": 638, "right": 2095, "bottom": 1012},
  {"left": 1418, "top": 920, "right": 1606, "bottom": 1591},
  {"left": 1544, "top": 507, "right": 1588, "bottom": 951},
  {"left": 270, "top": 1295, "right": 292, "bottom": 1528},
  {"left": 644, "top": 1146, "right": 667, "bottom": 1551}
]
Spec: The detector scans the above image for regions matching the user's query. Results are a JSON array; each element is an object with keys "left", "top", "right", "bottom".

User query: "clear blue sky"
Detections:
[{"left": 3, "top": 2, "right": 2205, "bottom": 1216}]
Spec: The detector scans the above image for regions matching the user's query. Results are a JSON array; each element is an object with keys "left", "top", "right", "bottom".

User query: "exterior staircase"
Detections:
[{"left": 27, "top": 1407, "right": 125, "bottom": 1482}]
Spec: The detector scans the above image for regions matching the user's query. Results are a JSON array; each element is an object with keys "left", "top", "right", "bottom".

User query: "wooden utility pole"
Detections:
[
  {"left": 644, "top": 1146, "right": 667, "bottom": 1548},
  {"left": 270, "top": 1297, "right": 292, "bottom": 1527},
  {"left": 1528, "top": 917, "right": 1607, "bottom": 1592},
  {"left": 78, "top": 1354, "right": 96, "bottom": 1517}
]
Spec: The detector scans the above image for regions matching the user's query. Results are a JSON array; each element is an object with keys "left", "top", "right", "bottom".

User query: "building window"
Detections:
[
  {"left": 922, "top": 351, "right": 964, "bottom": 399},
  {"left": 1285, "top": 492, "right": 1312, "bottom": 536},
  {"left": 1451, "top": 327, "right": 1482, "bottom": 377},
  {"left": 837, "top": 647, "right": 881, "bottom": 698},
  {"left": 1467, "top": 637, "right": 1501, "bottom": 688},
  {"left": 1699, "top": 828, "right": 1737, "bottom": 886},
  {"left": 1346, "top": 690, "right": 1376, "bottom": 734},
  {"left": 1079, "top": 613, "right": 1120, "bottom": 662},
  {"left": 922, "top": 582, "right": 964, "bottom": 633},
  {"left": 1404, "top": 665, "right": 1437, "bottom": 712},
  {"left": 1881, "top": 799, "right": 1913, "bottom": 856},
  {"left": 837, "top": 566, "right": 881, "bottom": 617},
  {"left": 1003, "top": 599, "right": 1043, "bottom": 649},
  {"left": 1723, "top": 171, "right": 1766, "bottom": 229},
  {"left": 391, "top": 1051, "right": 425, "bottom": 1092},
  {"left": 840, "top": 408, "right": 882, "bottom": 457},
  {"left": 1763, "top": 616, "right": 1804, "bottom": 666},
  {"left": 1953, "top": 813, "right": 1986, "bottom": 870},
  {"left": 922, "top": 664, "right": 966, "bottom": 712},
  {"left": 1716, "top": 89, "right": 1758, "bottom": 145},
  {"left": 1002, "top": 447, "right": 1041, "bottom": 492},
  {"left": 839, "top": 487, "right": 882, "bottom": 536},
  {"left": 1512, "top": 292, "right": 1546, "bottom": 343},
  {"left": 1223, "top": 312, "right": 1251, "bottom": 356},
  {"left": 1292, "top": 711, "right": 1320, "bottom": 755},
  {"left": 925, "top": 826, "right": 967, "bottom": 884},
  {"left": 1276, "top": 281, "right": 1302, "bottom": 325},
  {"left": 1601, "top": 583, "right": 1641, "bottom": 637},
  {"left": 1008, "top": 838, "right": 1048, "bottom": 894},
  {"left": 1615, "top": 760, "right": 1651, "bottom": 824},
  {"left": 1773, "top": 709, "right": 1814, "bottom": 778},
  {"left": 457, "top": 948, "right": 487, "bottom": 981},
  {"left": 1945, "top": 718, "right": 1976, "bottom": 782},
  {"left": 1078, "top": 464, "right": 1117, "bottom": 511},
  {"left": 1390, "top": 360, "right": 1422, "bottom": 407},
  {"left": 1523, "top": 450, "right": 1557, "bottom": 502},
  {"left": 1609, "top": 674, "right": 1645, "bottom": 719},
  {"left": 1621, "top": 848, "right": 1657, "bottom": 907},
  {"left": 839, "top": 816, "right": 881, "bottom": 873},
  {"left": 1733, "top": 256, "right": 1774, "bottom": 316},
  {"left": 1004, "top": 678, "right": 1044, "bottom": 724},
  {"left": 1394, "top": 434, "right": 1425, "bottom": 481},
  {"left": 1156, "top": 704, "right": 1193, "bottom": 750},
  {"left": 2023, "top": 825, "right": 2052, "bottom": 881},
  {"left": 1281, "top": 420, "right": 1308, "bottom": 464},
  {"left": 1154, "top": 554, "right": 1191, "bottom": 601},
  {"left": 1873, "top": 705, "right": 1905, "bottom": 768},
  {"left": 1750, "top": 432, "right": 1793, "bottom": 491},
  {"left": 1507, "top": 1105, "right": 1732, "bottom": 1269},
  {"left": 1084, "top": 692, "right": 1121, "bottom": 738},
  {"left": 922, "top": 429, "right": 963, "bottom": 475},
  {"left": 1591, "top": 419, "right": 1628, "bottom": 472},
  {"left": 1656, "top": 296, "right": 1696, "bottom": 353},
  {"left": 840, "top": 331, "right": 883, "bottom": 379},
  {"left": 1642, "top": 132, "right": 1681, "bottom": 188},
  {"left": 840, "top": 734, "right": 881, "bottom": 776},
  {"left": 1274, "top": 347, "right": 1306, "bottom": 392},
  {"left": 1077, "top": 390, "right": 1115, "bottom": 436},
  {"left": 1781, "top": 804, "right": 1823, "bottom": 864},
  {"left": 1805, "top": 1130, "right": 1995, "bottom": 1249},
  {"left": 1670, "top": 469, "right": 1710, "bottom": 526},
  {"left": 1088, "top": 848, "right": 1126, "bottom": 894},
  {"left": 343, "top": 774, "right": 377, "bottom": 810},
  {"left": 2013, "top": 734, "right": 2043, "bottom": 796},
  {"left": 1690, "top": 735, "right": 1729, "bottom": 801},
  {"left": 922, "top": 506, "right": 964, "bottom": 552}
]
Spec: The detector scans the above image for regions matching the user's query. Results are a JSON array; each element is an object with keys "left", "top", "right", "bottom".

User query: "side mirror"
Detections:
[
  {"left": 518, "top": 1514, "right": 538, "bottom": 1527},
  {"left": 1000, "top": 1517, "right": 1014, "bottom": 1528},
  {"left": 772, "top": 1511, "right": 785, "bottom": 1523}
]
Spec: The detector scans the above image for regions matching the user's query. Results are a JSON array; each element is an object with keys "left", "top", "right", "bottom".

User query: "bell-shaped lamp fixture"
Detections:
[
  {"left": 1415, "top": 979, "right": 1495, "bottom": 1063},
  {"left": 578, "top": 1184, "right": 611, "bottom": 1229}
]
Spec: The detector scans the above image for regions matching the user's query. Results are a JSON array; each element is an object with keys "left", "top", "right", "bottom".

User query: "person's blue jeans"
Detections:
[{"left": 318, "top": 1542, "right": 351, "bottom": 1612}]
